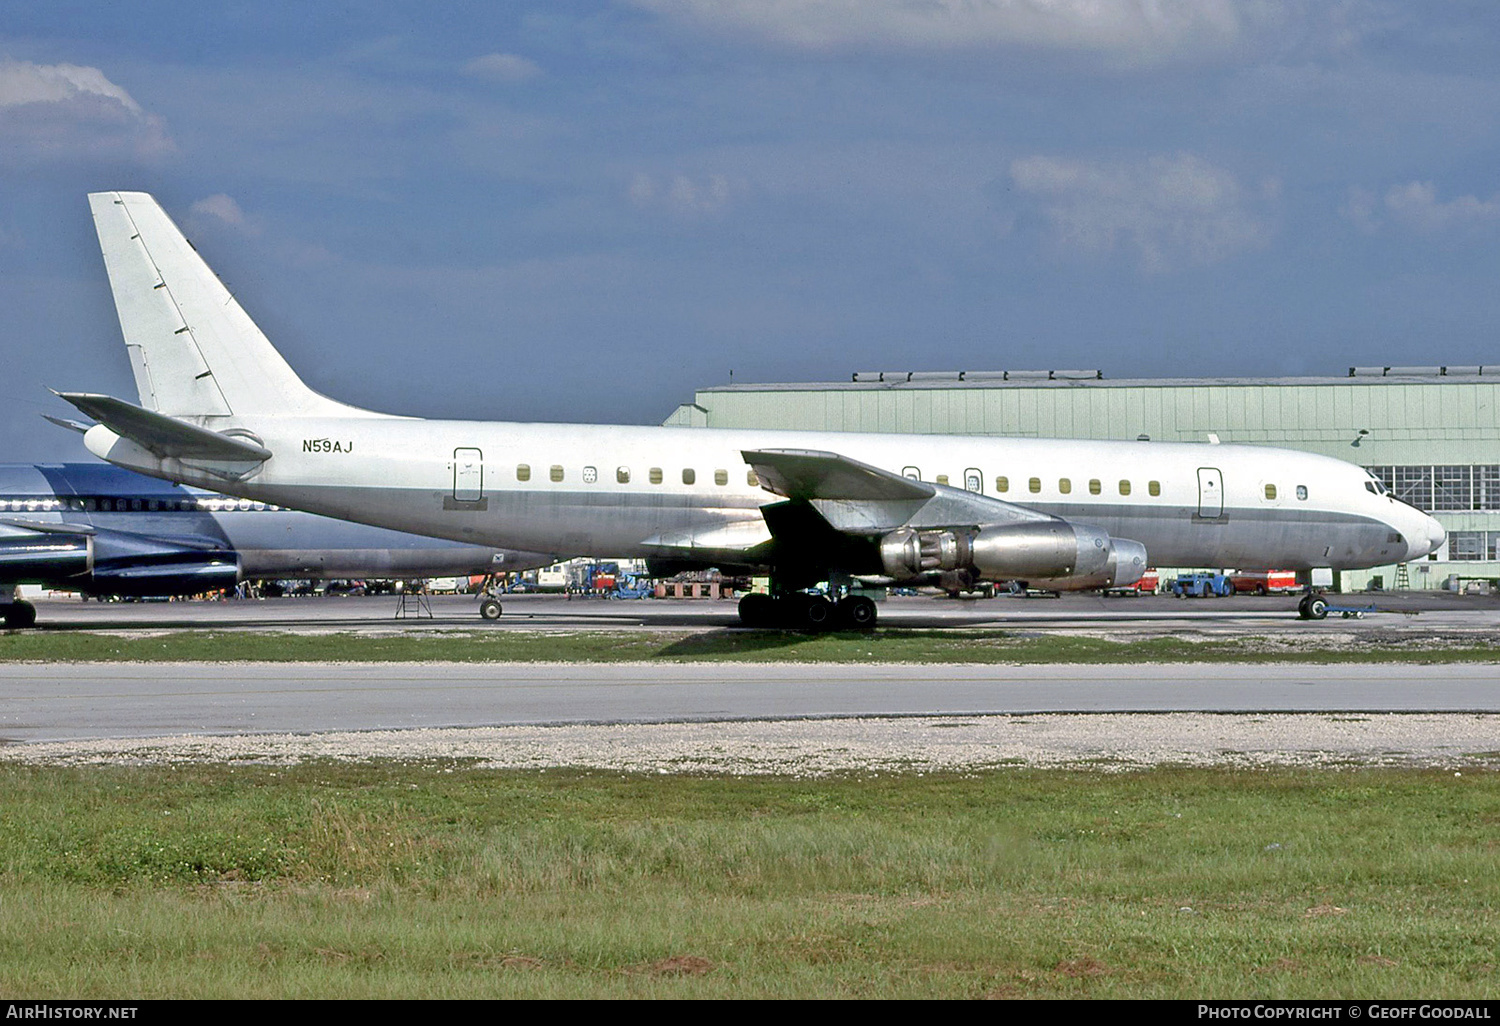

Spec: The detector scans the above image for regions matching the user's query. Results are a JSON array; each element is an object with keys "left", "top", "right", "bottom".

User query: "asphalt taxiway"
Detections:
[
  {"left": 22, "top": 589, "right": 1500, "bottom": 639},
  {"left": 4, "top": 661, "right": 1500, "bottom": 744}
]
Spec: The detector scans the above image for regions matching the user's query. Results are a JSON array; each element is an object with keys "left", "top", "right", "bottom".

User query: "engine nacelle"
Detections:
[
  {"left": 880, "top": 521, "right": 1112, "bottom": 582},
  {"left": 1026, "top": 537, "right": 1149, "bottom": 592},
  {"left": 87, "top": 530, "right": 240, "bottom": 597}
]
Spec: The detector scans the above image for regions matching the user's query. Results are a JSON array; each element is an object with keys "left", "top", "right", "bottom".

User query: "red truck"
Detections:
[{"left": 1230, "top": 570, "right": 1299, "bottom": 595}]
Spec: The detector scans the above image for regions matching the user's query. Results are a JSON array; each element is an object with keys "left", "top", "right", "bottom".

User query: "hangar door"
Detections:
[{"left": 1197, "top": 467, "right": 1224, "bottom": 519}]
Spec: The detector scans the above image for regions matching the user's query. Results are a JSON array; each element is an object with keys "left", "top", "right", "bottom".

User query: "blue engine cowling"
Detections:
[{"left": 87, "top": 529, "right": 240, "bottom": 596}]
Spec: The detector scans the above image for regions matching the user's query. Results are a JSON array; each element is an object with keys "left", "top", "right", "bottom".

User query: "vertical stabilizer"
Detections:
[{"left": 89, "top": 191, "right": 371, "bottom": 419}]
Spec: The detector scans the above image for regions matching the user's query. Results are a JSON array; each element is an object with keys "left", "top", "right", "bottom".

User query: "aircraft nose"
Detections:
[
  {"left": 1426, "top": 516, "right": 1446, "bottom": 556},
  {"left": 1407, "top": 512, "right": 1445, "bottom": 561}
]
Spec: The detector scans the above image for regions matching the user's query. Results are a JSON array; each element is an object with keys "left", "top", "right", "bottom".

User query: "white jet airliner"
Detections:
[{"left": 61, "top": 192, "right": 1445, "bottom": 628}]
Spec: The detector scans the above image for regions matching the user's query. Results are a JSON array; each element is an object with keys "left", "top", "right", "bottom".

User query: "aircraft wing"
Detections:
[
  {"left": 744, "top": 448, "right": 935, "bottom": 502},
  {"left": 55, "top": 392, "right": 271, "bottom": 463},
  {"left": 743, "top": 447, "right": 1054, "bottom": 534}
]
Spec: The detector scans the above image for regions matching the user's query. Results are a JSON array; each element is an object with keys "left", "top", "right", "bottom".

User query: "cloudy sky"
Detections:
[{"left": 3, "top": 1, "right": 1499, "bottom": 458}]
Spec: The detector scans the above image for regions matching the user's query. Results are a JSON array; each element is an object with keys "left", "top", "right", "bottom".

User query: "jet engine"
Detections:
[
  {"left": 877, "top": 522, "right": 1147, "bottom": 591},
  {"left": 0, "top": 528, "right": 239, "bottom": 597}
]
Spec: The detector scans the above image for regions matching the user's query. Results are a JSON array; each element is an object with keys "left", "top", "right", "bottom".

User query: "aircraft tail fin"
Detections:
[{"left": 88, "top": 191, "right": 371, "bottom": 420}]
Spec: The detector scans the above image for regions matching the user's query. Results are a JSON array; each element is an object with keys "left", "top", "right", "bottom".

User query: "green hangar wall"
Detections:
[{"left": 666, "top": 367, "right": 1500, "bottom": 591}]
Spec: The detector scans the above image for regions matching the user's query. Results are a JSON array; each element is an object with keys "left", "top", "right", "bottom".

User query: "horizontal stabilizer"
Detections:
[
  {"left": 42, "top": 414, "right": 92, "bottom": 434},
  {"left": 743, "top": 449, "right": 936, "bottom": 502},
  {"left": 55, "top": 392, "right": 271, "bottom": 463}
]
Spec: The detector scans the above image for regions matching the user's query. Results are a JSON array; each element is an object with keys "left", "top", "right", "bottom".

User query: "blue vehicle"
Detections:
[{"left": 1169, "top": 572, "right": 1234, "bottom": 598}]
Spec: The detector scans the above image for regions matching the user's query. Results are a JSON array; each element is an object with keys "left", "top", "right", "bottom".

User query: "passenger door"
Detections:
[
  {"left": 447, "top": 447, "right": 487, "bottom": 510},
  {"left": 1197, "top": 467, "right": 1224, "bottom": 519}
]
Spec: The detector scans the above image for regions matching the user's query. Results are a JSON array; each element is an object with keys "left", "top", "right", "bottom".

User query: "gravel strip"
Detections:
[{"left": 3, "top": 713, "right": 1497, "bottom": 774}]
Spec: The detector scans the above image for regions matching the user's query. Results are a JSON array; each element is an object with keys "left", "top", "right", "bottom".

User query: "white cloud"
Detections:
[
  {"left": 629, "top": 172, "right": 732, "bottom": 215},
  {"left": 189, "top": 194, "right": 261, "bottom": 235},
  {"left": 1010, "top": 152, "right": 1274, "bottom": 272},
  {"left": 632, "top": 0, "right": 1247, "bottom": 62},
  {"left": 463, "top": 53, "right": 543, "bottom": 82},
  {"left": 0, "top": 61, "right": 144, "bottom": 111},
  {"left": 1382, "top": 181, "right": 1500, "bottom": 234},
  {"left": 0, "top": 60, "right": 171, "bottom": 161}
]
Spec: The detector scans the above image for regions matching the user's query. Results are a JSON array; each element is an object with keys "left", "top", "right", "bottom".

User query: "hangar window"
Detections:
[
  {"left": 1028, "top": 477, "right": 1041, "bottom": 494},
  {"left": 550, "top": 465, "right": 564, "bottom": 483},
  {"left": 1265, "top": 484, "right": 1278, "bottom": 500},
  {"left": 715, "top": 469, "right": 728, "bottom": 486},
  {"left": 516, "top": 464, "right": 531, "bottom": 482},
  {"left": 747, "top": 470, "right": 759, "bottom": 487},
  {"left": 1089, "top": 479, "right": 1101, "bottom": 495},
  {"left": 1118, "top": 480, "right": 1132, "bottom": 496},
  {"left": 996, "top": 476, "right": 1009, "bottom": 493},
  {"left": 682, "top": 468, "right": 696, "bottom": 485},
  {"left": 616, "top": 467, "right": 630, "bottom": 484},
  {"left": 964, "top": 470, "right": 982, "bottom": 493},
  {"left": 1451, "top": 531, "right": 1486, "bottom": 561},
  {"left": 936, "top": 474, "right": 949, "bottom": 485},
  {"left": 1296, "top": 485, "right": 1308, "bottom": 500},
  {"left": 1058, "top": 478, "right": 1072, "bottom": 494},
  {"left": 649, "top": 467, "right": 663, "bottom": 485},
  {"left": 582, "top": 466, "right": 598, "bottom": 484},
  {"left": 903, "top": 466, "right": 920, "bottom": 480},
  {"left": 1148, "top": 481, "right": 1161, "bottom": 497}
]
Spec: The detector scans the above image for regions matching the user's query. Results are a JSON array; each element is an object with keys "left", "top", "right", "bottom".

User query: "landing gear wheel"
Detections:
[
  {"left": 1307, "top": 597, "right": 1329, "bottom": 620},
  {"left": 839, "top": 595, "right": 877, "bottom": 629},
  {"left": 738, "top": 593, "right": 775, "bottom": 627},
  {"left": 479, "top": 599, "right": 503, "bottom": 620},
  {"left": 796, "top": 595, "right": 833, "bottom": 630},
  {"left": 3, "top": 601, "right": 36, "bottom": 629}
]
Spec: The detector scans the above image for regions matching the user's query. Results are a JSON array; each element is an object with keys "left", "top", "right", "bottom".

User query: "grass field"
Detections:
[
  {"left": 1, "top": 763, "right": 1496, "bottom": 998},
  {"left": 0, "top": 627, "right": 1496, "bottom": 663}
]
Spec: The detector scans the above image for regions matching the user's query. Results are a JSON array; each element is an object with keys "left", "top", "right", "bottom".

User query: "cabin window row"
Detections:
[
  {"left": 514, "top": 465, "right": 758, "bottom": 487},
  {"left": 0, "top": 496, "right": 275, "bottom": 512},
  {"left": 990, "top": 476, "right": 1162, "bottom": 498}
]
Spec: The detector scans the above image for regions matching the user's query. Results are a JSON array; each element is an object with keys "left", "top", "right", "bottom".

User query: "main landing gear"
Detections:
[
  {"left": 737, "top": 591, "right": 878, "bottom": 630},
  {"left": 0, "top": 586, "right": 35, "bottom": 629},
  {"left": 0, "top": 600, "right": 36, "bottom": 629}
]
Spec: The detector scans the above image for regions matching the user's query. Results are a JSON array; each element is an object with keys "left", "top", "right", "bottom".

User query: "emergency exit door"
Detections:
[{"left": 1197, "top": 467, "right": 1224, "bottom": 519}]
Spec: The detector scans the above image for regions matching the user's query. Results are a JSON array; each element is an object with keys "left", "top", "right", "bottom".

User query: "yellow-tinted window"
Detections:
[
  {"left": 936, "top": 474, "right": 949, "bottom": 485},
  {"left": 682, "top": 468, "right": 696, "bottom": 485},
  {"left": 996, "top": 476, "right": 1009, "bottom": 493},
  {"left": 1148, "top": 480, "right": 1160, "bottom": 497},
  {"left": 1265, "top": 483, "right": 1277, "bottom": 500},
  {"left": 616, "top": 467, "right": 630, "bottom": 484},
  {"left": 747, "top": 470, "right": 759, "bottom": 487},
  {"left": 649, "top": 467, "right": 663, "bottom": 485},
  {"left": 516, "top": 464, "right": 530, "bottom": 482},
  {"left": 1029, "top": 477, "right": 1041, "bottom": 493},
  {"left": 1119, "top": 480, "right": 1132, "bottom": 496},
  {"left": 714, "top": 469, "right": 728, "bottom": 486},
  {"left": 1089, "top": 479, "right": 1101, "bottom": 495},
  {"left": 550, "top": 465, "right": 564, "bottom": 482},
  {"left": 1059, "top": 478, "right": 1072, "bottom": 494}
]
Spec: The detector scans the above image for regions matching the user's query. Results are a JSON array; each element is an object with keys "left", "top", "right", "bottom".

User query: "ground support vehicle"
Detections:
[
  {"left": 1231, "top": 570, "right": 1300, "bottom": 595},
  {"left": 1170, "top": 573, "right": 1234, "bottom": 598}
]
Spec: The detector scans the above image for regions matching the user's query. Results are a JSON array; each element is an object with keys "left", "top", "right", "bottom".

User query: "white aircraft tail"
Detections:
[{"left": 88, "top": 191, "right": 372, "bottom": 420}]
